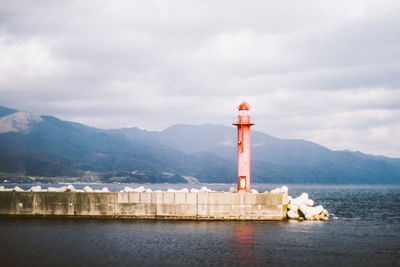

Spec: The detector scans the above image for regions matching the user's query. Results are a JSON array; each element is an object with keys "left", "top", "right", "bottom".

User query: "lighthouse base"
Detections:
[{"left": 0, "top": 191, "right": 288, "bottom": 221}]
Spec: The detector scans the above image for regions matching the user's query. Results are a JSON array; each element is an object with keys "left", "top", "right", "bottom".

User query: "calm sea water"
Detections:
[{"left": 0, "top": 184, "right": 399, "bottom": 266}]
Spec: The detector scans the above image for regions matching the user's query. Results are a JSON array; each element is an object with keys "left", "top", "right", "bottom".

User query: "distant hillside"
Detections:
[
  {"left": 111, "top": 124, "right": 400, "bottom": 184},
  {"left": 0, "top": 106, "right": 18, "bottom": 118},
  {"left": 0, "top": 105, "right": 399, "bottom": 184},
  {"left": 0, "top": 107, "right": 233, "bottom": 183}
]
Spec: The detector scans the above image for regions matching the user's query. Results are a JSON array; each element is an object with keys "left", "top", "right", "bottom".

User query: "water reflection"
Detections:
[{"left": 231, "top": 223, "right": 258, "bottom": 265}]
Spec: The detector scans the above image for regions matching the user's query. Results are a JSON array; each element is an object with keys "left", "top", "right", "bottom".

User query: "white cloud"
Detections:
[{"left": 0, "top": 36, "right": 62, "bottom": 83}]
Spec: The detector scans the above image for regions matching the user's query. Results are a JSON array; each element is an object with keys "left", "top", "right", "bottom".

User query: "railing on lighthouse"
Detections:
[{"left": 233, "top": 102, "right": 254, "bottom": 192}]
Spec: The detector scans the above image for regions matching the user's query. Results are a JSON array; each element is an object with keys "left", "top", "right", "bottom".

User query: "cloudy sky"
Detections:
[{"left": 0, "top": 0, "right": 399, "bottom": 157}]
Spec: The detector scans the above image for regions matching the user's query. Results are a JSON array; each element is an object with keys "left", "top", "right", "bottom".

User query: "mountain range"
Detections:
[{"left": 0, "top": 105, "right": 399, "bottom": 184}]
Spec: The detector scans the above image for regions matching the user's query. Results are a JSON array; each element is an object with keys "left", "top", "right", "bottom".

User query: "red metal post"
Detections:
[{"left": 233, "top": 102, "right": 254, "bottom": 191}]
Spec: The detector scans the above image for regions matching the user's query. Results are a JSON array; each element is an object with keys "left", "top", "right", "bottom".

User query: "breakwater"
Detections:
[{"left": 0, "top": 190, "right": 288, "bottom": 220}]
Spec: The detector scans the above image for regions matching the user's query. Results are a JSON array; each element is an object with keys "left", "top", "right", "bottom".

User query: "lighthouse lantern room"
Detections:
[{"left": 233, "top": 102, "right": 255, "bottom": 192}]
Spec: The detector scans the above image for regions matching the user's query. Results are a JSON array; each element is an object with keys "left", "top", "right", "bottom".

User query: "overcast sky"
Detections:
[{"left": 0, "top": 0, "right": 399, "bottom": 157}]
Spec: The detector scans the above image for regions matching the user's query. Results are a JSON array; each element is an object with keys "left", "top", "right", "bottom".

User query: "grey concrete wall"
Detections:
[{"left": 0, "top": 191, "right": 288, "bottom": 220}]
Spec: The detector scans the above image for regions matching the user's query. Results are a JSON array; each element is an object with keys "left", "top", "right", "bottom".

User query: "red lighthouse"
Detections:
[{"left": 233, "top": 102, "right": 254, "bottom": 192}]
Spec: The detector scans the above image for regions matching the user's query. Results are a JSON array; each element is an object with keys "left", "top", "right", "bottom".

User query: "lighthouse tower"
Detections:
[{"left": 233, "top": 102, "right": 254, "bottom": 192}]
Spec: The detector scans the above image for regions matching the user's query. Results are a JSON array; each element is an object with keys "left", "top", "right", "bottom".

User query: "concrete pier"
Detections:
[{"left": 0, "top": 191, "right": 288, "bottom": 220}]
